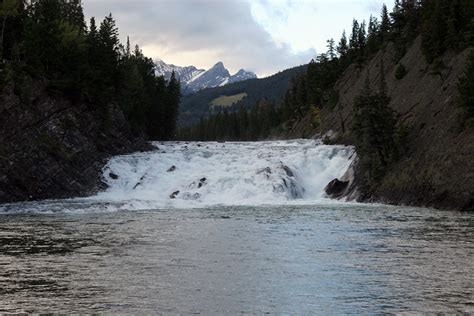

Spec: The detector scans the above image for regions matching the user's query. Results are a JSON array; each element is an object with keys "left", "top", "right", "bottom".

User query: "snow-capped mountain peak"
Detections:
[{"left": 155, "top": 60, "right": 257, "bottom": 94}]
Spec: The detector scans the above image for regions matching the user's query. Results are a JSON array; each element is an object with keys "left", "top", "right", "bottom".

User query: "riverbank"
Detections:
[{"left": 286, "top": 38, "right": 474, "bottom": 212}]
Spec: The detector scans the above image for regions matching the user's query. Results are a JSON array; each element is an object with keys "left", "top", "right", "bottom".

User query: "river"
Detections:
[{"left": 0, "top": 140, "right": 472, "bottom": 313}]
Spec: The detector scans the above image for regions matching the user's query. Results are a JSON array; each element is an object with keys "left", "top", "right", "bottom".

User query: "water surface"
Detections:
[{"left": 0, "top": 141, "right": 472, "bottom": 313}]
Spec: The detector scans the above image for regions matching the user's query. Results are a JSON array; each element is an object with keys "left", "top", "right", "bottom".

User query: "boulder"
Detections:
[
  {"left": 169, "top": 190, "right": 180, "bottom": 199},
  {"left": 281, "top": 165, "right": 294, "bottom": 177},
  {"left": 325, "top": 178, "right": 349, "bottom": 197},
  {"left": 198, "top": 177, "right": 207, "bottom": 188}
]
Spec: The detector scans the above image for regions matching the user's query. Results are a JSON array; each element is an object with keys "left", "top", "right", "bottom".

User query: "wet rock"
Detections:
[
  {"left": 281, "top": 165, "right": 294, "bottom": 177},
  {"left": 198, "top": 177, "right": 207, "bottom": 188},
  {"left": 109, "top": 172, "right": 119, "bottom": 180},
  {"left": 133, "top": 175, "right": 146, "bottom": 190},
  {"left": 257, "top": 167, "right": 272, "bottom": 175},
  {"left": 324, "top": 178, "right": 349, "bottom": 198},
  {"left": 182, "top": 192, "right": 200, "bottom": 200},
  {"left": 273, "top": 176, "right": 304, "bottom": 199},
  {"left": 167, "top": 165, "right": 176, "bottom": 172},
  {"left": 170, "top": 190, "right": 180, "bottom": 199}
]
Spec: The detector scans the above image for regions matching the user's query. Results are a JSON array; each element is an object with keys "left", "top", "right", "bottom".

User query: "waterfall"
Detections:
[{"left": 94, "top": 140, "right": 355, "bottom": 208}]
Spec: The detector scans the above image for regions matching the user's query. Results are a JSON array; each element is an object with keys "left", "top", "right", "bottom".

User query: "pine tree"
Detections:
[
  {"left": 380, "top": 4, "right": 390, "bottom": 42},
  {"left": 326, "top": 38, "right": 336, "bottom": 60},
  {"left": 337, "top": 30, "right": 348, "bottom": 58},
  {"left": 0, "top": 0, "right": 20, "bottom": 60},
  {"left": 457, "top": 50, "right": 474, "bottom": 127},
  {"left": 349, "top": 19, "right": 360, "bottom": 50},
  {"left": 352, "top": 64, "right": 397, "bottom": 189}
]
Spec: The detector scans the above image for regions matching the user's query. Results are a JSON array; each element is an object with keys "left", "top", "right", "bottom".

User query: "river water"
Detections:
[{"left": 0, "top": 141, "right": 473, "bottom": 314}]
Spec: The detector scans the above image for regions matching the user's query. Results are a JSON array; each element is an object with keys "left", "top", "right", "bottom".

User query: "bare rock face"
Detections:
[
  {"left": 0, "top": 80, "right": 151, "bottom": 203},
  {"left": 292, "top": 36, "right": 473, "bottom": 211}
]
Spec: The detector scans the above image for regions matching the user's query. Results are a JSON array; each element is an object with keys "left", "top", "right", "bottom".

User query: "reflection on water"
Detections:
[{"left": 0, "top": 205, "right": 473, "bottom": 314}]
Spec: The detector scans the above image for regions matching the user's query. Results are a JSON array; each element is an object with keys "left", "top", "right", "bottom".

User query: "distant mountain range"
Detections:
[
  {"left": 179, "top": 64, "right": 308, "bottom": 127},
  {"left": 155, "top": 60, "right": 257, "bottom": 94}
]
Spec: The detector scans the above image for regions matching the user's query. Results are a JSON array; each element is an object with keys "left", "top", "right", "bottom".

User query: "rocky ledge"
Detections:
[{"left": 0, "top": 80, "right": 151, "bottom": 203}]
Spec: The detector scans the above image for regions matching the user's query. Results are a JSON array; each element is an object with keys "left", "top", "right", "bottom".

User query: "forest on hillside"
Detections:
[
  {"left": 178, "top": 0, "right": 474, "bottom": 192},
  {"left": 178, "top": 64, "right": 307, "bottom": 127},
  {"left": 0, "top": 0, "right": 180, "bottom": 140}
]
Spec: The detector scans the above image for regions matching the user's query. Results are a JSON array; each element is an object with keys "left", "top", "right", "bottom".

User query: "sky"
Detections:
[{"left": 83, "top": 0, "right": 388, "bottom": 77}]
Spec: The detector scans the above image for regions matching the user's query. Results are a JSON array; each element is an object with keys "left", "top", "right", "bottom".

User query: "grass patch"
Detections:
[{"left": 210, "top": 93, "right": 247, "bottom": 108}]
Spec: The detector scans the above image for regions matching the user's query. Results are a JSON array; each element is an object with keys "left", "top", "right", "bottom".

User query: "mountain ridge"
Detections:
[
  {"left": 178, "top": 64, "right": 308, "bottom": 127},
  {"left": 155, "top": 60, "right": 257, "bottom": 94}
]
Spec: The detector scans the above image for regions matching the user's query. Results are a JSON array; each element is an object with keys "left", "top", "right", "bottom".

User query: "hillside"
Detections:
[
  {"left": 290, "top": 37, "right": 473, "bottom": 211},
  {"left": 0, "top": 80, "right": 150, "bottom": 203},
  {"left": 178, "top": 64, "right": 307, "bottom": 126}
]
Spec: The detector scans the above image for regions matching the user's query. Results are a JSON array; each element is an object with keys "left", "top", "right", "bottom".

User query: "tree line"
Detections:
[
  {"left": 178, "top": 0, "right": 473, "bottom": 189},
  {"left": 177, "top": 100, "right": 283, "bottom": 141},
  {"left": 0, "top": 0, "right": 180, "bottom": 140}
]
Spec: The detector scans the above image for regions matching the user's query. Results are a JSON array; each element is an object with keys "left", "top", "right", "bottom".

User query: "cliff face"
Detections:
[
  {"left": 316, "top": 37, "right": 474, "bottom": 211},
  {"left": 0, "top": 80, "right": 150, "bottom": 203}
]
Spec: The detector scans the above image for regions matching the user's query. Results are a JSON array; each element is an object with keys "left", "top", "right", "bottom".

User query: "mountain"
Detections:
[
  {"left": 155, "top": 60, "right": 205, "bottom": 87},
  {"left": 155, "top": 60, "right": 257, "bottom": 94},
  {"left": 179, "top": 64, "right": 307, "bottom": 127}
]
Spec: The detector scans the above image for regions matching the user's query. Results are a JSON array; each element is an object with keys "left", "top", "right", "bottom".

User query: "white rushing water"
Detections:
[{"left": 93, "top": 140, "right": 355, "bottom": 209}]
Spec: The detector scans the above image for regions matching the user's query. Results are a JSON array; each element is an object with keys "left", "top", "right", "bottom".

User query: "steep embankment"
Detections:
[
  {"left": 0, "top": 80, "right": 150, "bottom": 203},
  {"left": 300, "top": 37, "right": 473, "bottom": 210}
]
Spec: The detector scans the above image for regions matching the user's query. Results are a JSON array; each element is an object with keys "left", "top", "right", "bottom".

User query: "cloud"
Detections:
[{"left": 83, "top": 0, "right": 315, "bottom": 77}]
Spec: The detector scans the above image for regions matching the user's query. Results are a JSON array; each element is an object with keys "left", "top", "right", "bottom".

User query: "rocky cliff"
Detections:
[
  {"left": 292, "top": 37, "right": 473, "bottom": 211},
  {"left": 0, "top": 80, "right": 150, "bottom": 203}
]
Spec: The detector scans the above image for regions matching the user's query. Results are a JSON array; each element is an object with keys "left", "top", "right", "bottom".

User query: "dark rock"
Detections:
[
  {"left": 325, "top": 178, "right": 349, "bottom": 198},
  {"left": 0, "top": 79, "right": 152, "bottom": 203},
  {"left": 109, "top": 172, "right": 119, "bottom": 180},
  {"left": 281, "top": 165, "right": 294, "bottom": 177},
  {"left": 167, "top": 165, "right": 176, "bottom": 172},
  {"left": 170, "top": 190, "right": 180, "bottom": 199},
  {"left": 257, "top": 167, "right": 272, "bottom": 174},
  {"left": 133, "top": 175, "right": 146, "bottom": 190},
  {"left": 198, "top": 177, "right": 207, "bottom": 188}
]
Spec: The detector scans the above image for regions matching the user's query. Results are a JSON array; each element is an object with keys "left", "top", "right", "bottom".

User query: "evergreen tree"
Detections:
[
  {"left": 380, "top": 4, "right": 391, "bottom": 43},
  {"left": 0, "top": 0, "right": 20, "bottom": 60},
  {"left": 457, "top": 50, "right": 474, "bottom": 127},
  {"left": 326, "top": 38, "right": 337, "bottom": 60},
  {"left": 337, "top": 30, "right": 348, "bottom": 58},
  {"left": 352, "top": 66, "right": 397, "bottom": 189}
]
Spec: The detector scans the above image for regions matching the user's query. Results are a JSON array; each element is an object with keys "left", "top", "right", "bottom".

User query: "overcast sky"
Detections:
[{"left": 84, "top": 0, "right": 388, "bottom": 77}]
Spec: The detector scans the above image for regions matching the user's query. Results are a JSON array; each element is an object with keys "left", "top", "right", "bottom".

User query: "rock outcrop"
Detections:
[
  {"left": 293, "top": 37, "right": 474, "bottom": 211},
  {"left": 0, "top": 80, "right": 151, "bottom": 203}
]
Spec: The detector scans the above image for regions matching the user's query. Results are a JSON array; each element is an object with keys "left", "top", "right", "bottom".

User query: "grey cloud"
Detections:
[{"left": 83, "top": 0, "right": 315, "bottom": 76}]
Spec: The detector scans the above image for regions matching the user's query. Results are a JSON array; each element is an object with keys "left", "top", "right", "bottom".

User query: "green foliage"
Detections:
[
  {"left": 351, "top": 71, "right": 398, "bottom": 191},
  {"left": 421, "top": 0, "right": 474, "bottom": 63},
  {"left": 1, "top": 0, "right": 181, "bottom": 140},
  {"left": 457, "top": 50, "right": 474, "bottom": 127},
  {"left": 395, "top": 63, "right": 408, "bottom": 79},
  {"left": 177, "top": 100, "right": 281, "bottom": 141},
  {"left": 179, "top": 64, "right": 307, "bottom": 127}
]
